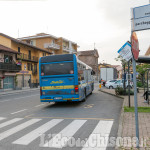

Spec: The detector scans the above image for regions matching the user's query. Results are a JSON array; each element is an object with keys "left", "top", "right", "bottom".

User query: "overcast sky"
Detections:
[{"left": 0, "top": 0, "right": 150, "bottom": 65}]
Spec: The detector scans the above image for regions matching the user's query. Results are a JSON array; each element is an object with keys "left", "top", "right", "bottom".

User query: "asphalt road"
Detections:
[{"left": 0, "top": 84, "right": 123, "bottom": 150}]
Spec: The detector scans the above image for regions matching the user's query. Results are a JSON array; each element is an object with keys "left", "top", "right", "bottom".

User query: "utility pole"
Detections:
[{"left": 128, "top": 60, "right": 131, "bottom": 107}]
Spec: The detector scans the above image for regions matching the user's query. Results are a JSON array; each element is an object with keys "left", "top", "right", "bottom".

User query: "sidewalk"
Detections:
[
  {"left": 0, "top": 87, "right": 39, "bottom": 96},
  {"left": 100, "top": 87, "right": 150, "bottom": 149}
]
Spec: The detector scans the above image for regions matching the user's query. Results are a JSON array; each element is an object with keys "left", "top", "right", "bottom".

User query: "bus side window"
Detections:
[
  {"left": 84, "top": 70, "right": 88, "bottom": 83},
  {"left": 78, "top": 70, "right": 84, "bottom": 84},
  {"left": 87, "top": 70, "right": 92, "bottom": 81}
]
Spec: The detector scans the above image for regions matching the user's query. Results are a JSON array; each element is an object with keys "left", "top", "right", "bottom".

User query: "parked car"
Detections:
[
  {"left": 106, "top": 79, "right": 133, "bottom": 89},
  {"left": 114, "top": 79, "right": 133, "bottom": 89},
  {"left": 105, "top": 80, "right": 118, "bottom": 89}
]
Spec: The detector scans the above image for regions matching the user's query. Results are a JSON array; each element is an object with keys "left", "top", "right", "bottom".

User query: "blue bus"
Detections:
[{"left": 39, "top": 54, "right": 94, "bottom": 102}]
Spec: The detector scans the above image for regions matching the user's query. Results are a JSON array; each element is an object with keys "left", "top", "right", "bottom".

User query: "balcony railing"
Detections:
[
  {"left": 0, "top": 63, "right": 21, "bottom": 72},
  {"left": 44, "top": 43, "right": 60, "bottom": 50},
  {"left": 63, "top": 47, "right": 77, "bottom": 53},
  {"left": 17, "top": 54, "right": 39, "bottom": 62}
]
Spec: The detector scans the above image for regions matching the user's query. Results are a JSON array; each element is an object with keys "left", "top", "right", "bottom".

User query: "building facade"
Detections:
[
  {"left": 0, "top": 33, "right": 52, "bottom": 89},
  {"left": 18, "top": 33, "right": 78, "bottom": 55},
  {"left": 77, "top": 49, "right": 99, "bottom": 79},
  {"left": 0, "top": 44, "right": 21, "bottom": 89}
]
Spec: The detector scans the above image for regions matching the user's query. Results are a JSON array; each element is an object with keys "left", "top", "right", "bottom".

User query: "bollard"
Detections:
[{"left": 99, "top": 83, "right": 102, "bottom": 89}]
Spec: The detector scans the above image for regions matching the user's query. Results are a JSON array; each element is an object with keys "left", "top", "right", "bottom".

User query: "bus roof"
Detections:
[
  {"left": 40, "top": 54, "right": 92, "bottom": 70},
  {"left": 40, "top": 54, "right": 74, "bottom": 63}
]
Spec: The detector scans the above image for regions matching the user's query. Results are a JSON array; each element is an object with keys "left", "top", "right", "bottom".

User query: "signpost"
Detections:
[
  {"left": 130, "top": 4, "right": 150, "bottom": 147},
  {"left": 131, "top": 4, "right": 150, "bottom": 31},
  {"left": 117, "top": 4, "right": 150, "bottom": 147},
  {"left": 131, "top": 32, "right": 140, "bottom": 148}
]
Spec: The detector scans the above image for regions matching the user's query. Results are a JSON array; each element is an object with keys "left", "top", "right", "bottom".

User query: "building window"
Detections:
[
  {"left": 34, "top": 64, "right": 37, "bottom": 72},
  {"left": 27, "top": 63, "right": 31, "bottom": 71},
  {"left": 43, "top": 53, "right": 46, "bottom": 56},
  {"left": 18, "top": 47, "right": 20, "bottom": 53},
  {"left": 51, "top": 39, "right": 55, "bottom": 44},
  {"left": 30, "top": 40, "right": 33, "bottom": 45},
  {"left": 4, "top": 55, "right": 13, "bottom": 63},
  {"left": 28, "top": 50, "right": 31, "bottom": 60}
]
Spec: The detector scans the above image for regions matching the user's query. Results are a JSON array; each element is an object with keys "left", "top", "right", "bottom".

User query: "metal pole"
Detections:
[
  {"left": 148, "top": 71, "right": 150, "bottom": 105},
  {"left": 106, "top": 68, "right": 107, "bottom": 81},
  {"left": 132, "top": 57, "right": 140, "bottom": 148},
  {"left": 128, "top": 60, "right": 131, "bottom": 107},
  {"left": 124, "top": 64, "right": 126, "bottom": 94}
]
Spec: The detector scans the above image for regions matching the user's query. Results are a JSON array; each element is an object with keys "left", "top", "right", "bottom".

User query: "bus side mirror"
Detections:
[{"left": 91, "top": 70, "right": 95, "bottom": 75}]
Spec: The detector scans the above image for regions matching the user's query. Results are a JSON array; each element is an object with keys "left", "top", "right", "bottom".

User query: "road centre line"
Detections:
[
  {"left": 35, "top": 104, "right": 45, "bottom": 107},
  {"left": 0, "top": 117, "right": 6, "bottom": 121},
  {"left": 24, "top": 115, "right": 114, "bottom": 121},
  {"left": 0, "top": 94, "right": 39, "bottom": 103},
  {"left": 11, "top": 109, "right": 27, "bottom": 115},
  {"left": 0, "top": 90, "right": 40, "bottom": 97}
]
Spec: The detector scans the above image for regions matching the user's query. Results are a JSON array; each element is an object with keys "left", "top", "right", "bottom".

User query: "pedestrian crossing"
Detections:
[{"left": 0, "top": 117, "right": 114, "bottom": 149}]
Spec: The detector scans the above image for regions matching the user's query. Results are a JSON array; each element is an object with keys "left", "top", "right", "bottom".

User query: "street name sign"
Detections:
[
  {"left": 131, "top": 32, "right": 139, "bottom": 60},
  {"left": 131, "top": 4, "right": 150, "bottom": 31},
  {"left": 118, "top": 42, "right": 132, "bottom": 62}
]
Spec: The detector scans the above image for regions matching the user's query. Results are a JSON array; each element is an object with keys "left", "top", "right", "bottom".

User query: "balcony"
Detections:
[
  {"left": 63, "top": 46, "right": 77, "bottom": 53},
  {"left": 63, "top": 46, "right": 70, "bottom": 52},
  {"left": 0, "top": 63, "right": 21, "bottom": 72},
  {"left": 17, "top": 54, "right": 39, "bottom": 63},
  {"left": 44, "top": 43, "right": 60, "bottom": 50}
]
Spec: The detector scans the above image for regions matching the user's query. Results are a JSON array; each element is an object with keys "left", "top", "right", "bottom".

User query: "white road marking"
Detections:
[
  {"left": 0, "top": 90, "right": 39, "bottom": 97},
  {"left": 0, "top": 119, "right": 41, "bottom": 141},
  {"left": 0, "top": 117, "right": 6, "bottom": 121},
  {"left": 0, "top": 118, "right": 23, "bottom": 129},
  {"left": 11, "top": 109, "right": 27, "bottom": 115},
  {"left": 13, "top": 119, "right": 63, "bottom": 145},
  {"left": 82, "top": 120, "right": 113, "bottom": 150},
  {"left": 43, "top": 120, "right": 87, "bottom": 148},
  {"left": 0, "top": 94, "right": 39, "bottom": 103},
  {"left": 35, "top": 104, "right": 45, "bottom": 107},
  {"left": 0, "top": 100, "right": 10, "bottom": 103}
]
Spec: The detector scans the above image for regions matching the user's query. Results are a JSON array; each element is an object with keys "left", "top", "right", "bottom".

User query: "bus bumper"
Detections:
[{"left": 40, "top": 97, "right": 80, "bottom": 102}]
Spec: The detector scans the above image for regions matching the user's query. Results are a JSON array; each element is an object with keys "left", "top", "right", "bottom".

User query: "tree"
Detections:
[
  {"left": 136, "top": 64, "right": 150, "bottom": 85},
  {"left": 115, "top": 55, "right": 128, "bottom": 93}
]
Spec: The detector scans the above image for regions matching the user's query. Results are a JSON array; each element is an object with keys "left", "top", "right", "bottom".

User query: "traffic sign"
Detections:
[
  {"left": 131, "top": 4, "right": 150, "bottom": 31},
  {"left": 118, "top": 42, "right": 132, "bottom": 62},
  {"left": 131, "top": 32, "right": 139, "bottom": 60}
]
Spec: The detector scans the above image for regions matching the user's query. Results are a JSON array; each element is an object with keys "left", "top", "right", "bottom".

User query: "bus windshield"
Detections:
[{"left": 41, "top": 62, "right": 74, "bottom": 76}]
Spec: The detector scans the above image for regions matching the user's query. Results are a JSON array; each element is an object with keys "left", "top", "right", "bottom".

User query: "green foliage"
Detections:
[
  {"left": 115, "top": 55, "right": 127, "bottom": 65},
  {"left": 136, "top": 64, "right": 150, "bottom": 75},
  {"left": 115, "top": 86, "right": 134, "bottom": 95},
  {"left": 115, "top": 87, "right": 124, "bottom": 95},
  {"left": 137, "top": 81, "right": 143, "bottom": 87},
  {"left": 124, "top": 106, "right": 150, "bottom": 113}
]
